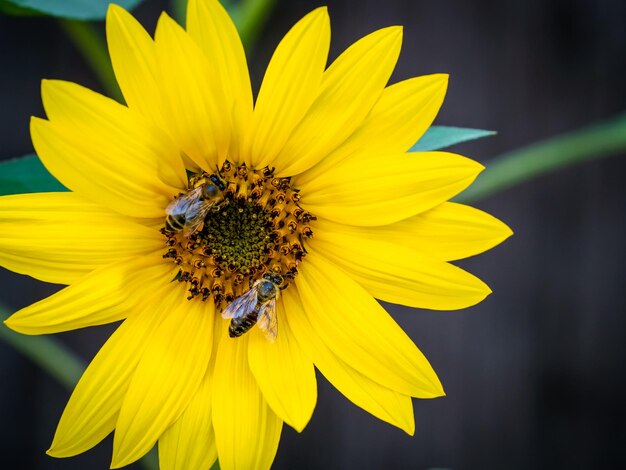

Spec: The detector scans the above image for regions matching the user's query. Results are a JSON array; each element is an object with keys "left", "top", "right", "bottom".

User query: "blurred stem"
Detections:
[
  {"left": 171, "top": 0, "right": 188, "bottom": 25},
  {"left": 230, "top": 0, "right": 277, "bottom": 50},
  {"left": 142, "top": 447, "right": 160, "bottom": 470},
  {"left": 58, "top": 19, "right": 123, "bottom": 103},
  {"left": 457, "top": 113, "right": 626, "bottom": 203},
  {"left": 0, "top": 304, "right": 157, "bottom": 470},
  {"left": 0, "top": 304, "right": 85, "bottom": 389}
]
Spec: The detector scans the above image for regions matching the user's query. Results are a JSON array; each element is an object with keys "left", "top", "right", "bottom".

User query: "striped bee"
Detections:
[
  {"left": 164, "top": 174, "right": 225, "bottom": 238},
  {"left": 222, "top": 273, "right": 282, "bottom": 341}
]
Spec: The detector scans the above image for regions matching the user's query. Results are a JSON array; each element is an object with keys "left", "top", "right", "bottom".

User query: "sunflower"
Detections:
[{"left": 1, "top": 1, "right": 511, "bottom": 469}]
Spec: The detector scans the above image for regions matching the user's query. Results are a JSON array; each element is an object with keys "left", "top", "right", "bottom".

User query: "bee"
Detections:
[
  {"left": 222, "top": 273, "right": 283, "bottom": 341},
  {"left": 164, "top": 174, "right": 226, "bottom": 237}
]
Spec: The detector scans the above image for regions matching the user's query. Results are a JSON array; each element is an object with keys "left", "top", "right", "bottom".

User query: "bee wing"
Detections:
[
  {"left": 222, "top": 288, "right": 259, "bottom": 320},
  {"left": 165, "top": 186, "right": 203, "bottom": 216},
  {"left": 182, "top": 200, "right": 212, "bottom": 237},
  {"left": 257, "top": 298, "right": 278, "bottom": 342}
]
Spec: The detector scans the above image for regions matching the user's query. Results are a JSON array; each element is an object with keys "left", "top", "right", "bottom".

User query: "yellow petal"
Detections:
[
  {"left": 310, "top": 217, "right": 492, "bottom": 309},
  {"left": 296, "top": 74, "right": 448, "bottom": 186},
  {"left": 106, "top": 4, "right": 163, "bottom": 124},
  {"left": 241, "top": 7, "right": 330, "bottom": 168},
  {"left": 153, "top": 12, "right": 231, "bottom": 171},
  {"left": 112, "top": 286, "right": 214, "bottom": 468},
  {"left": 159, "top": 372, "right": 217, "bottom": 470},
  {"left": 283, "top": 289, "right": 415, "bottom": 435},
  {"left": 248, "top": 298, "right": 317, "bottom": 432},
  {"left": 47, "top": 282, "right": 178, "bottom": 457},
  {"left": 107, "top": 6, "right": 203, "bottom": 173},
  {"left": 186, "top": 0, "right": 253, "bottom": 161},
  {"left": 41, "top": 78, "right": 186, "bottom": 192},
  {"left": 274, "top": 26, "right": 402, "bottom": 177},
  {"left": 402, "top": 202, "right": 514, "bottom": 260},
  {"left": 327, "top": 202, "right": 513, "bottom": 261},
  {"left": 299, "top": 151, "right": 483, "bottom": 226},
  {"left": 0, "top": 192, "right": 163, "bottom": 284},
  {"left": 31, "top": 117, "right": 172, "bottom": 219},
  {"left": 296, "top": 251, "right": 444, "bottom": 398},
  {"left": 5, "top": 255, "right": 176, "bottom": 335},
  {"left": 33, "top": 81, "right": 185, "bottom": 217},
  {"left": 212, "top": 332, "right": 283, "bottom": 470}
]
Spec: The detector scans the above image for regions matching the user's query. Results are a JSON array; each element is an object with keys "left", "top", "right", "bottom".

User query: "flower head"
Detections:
[{"left": 2, "top": 1, "right": 511, "bottom": 468}]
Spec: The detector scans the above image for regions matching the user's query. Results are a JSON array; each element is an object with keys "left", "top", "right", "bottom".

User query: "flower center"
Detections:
[{"left": 161, "top": 161, "right": 315, "bottom": 310}]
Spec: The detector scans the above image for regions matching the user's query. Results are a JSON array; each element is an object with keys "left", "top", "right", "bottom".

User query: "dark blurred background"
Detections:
[{"left": 1, "top": 0, "right": 626, "bottom": 468}]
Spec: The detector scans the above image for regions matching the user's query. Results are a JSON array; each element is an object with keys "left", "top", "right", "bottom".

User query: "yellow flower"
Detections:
[{"left": 2, "top": 1, "right": 511, "bottom": 469}]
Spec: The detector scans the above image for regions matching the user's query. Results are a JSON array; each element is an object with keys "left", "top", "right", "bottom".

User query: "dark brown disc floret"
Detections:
[{"left": 161, "top": 161, "right": 315, "bottom": 310}]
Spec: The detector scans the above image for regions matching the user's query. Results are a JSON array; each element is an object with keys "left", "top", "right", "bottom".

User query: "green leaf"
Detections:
[
  {"left": 410, "top": 126, "right": 496, "bottom": 152},
  {"left": 457, "top": 113, "right": 626, "bottom": 203},
  {"left": 0, "top": 154, "right": 67, "bottom": 196},
  {"left": 0, "top": 0, "right": 145, "bottom": 20}
]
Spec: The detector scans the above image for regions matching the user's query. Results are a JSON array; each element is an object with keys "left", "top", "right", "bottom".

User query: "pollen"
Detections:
[{"left": 161, "top": 161, "right": 315, "bottom": 310}]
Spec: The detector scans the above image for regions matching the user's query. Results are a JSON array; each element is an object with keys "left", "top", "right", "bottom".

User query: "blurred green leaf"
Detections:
[
  {"left": 0, "top": 0, "right": 145, "bottom": 20},
  {"left": 457, "top": 113, "right": 626, "bottom": 203},
  {"left": 0, "top": 154, "right": 66, "bottom": 196},
  {"left": 410, "top": 125, "right": 496, "bottom": 151}
]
